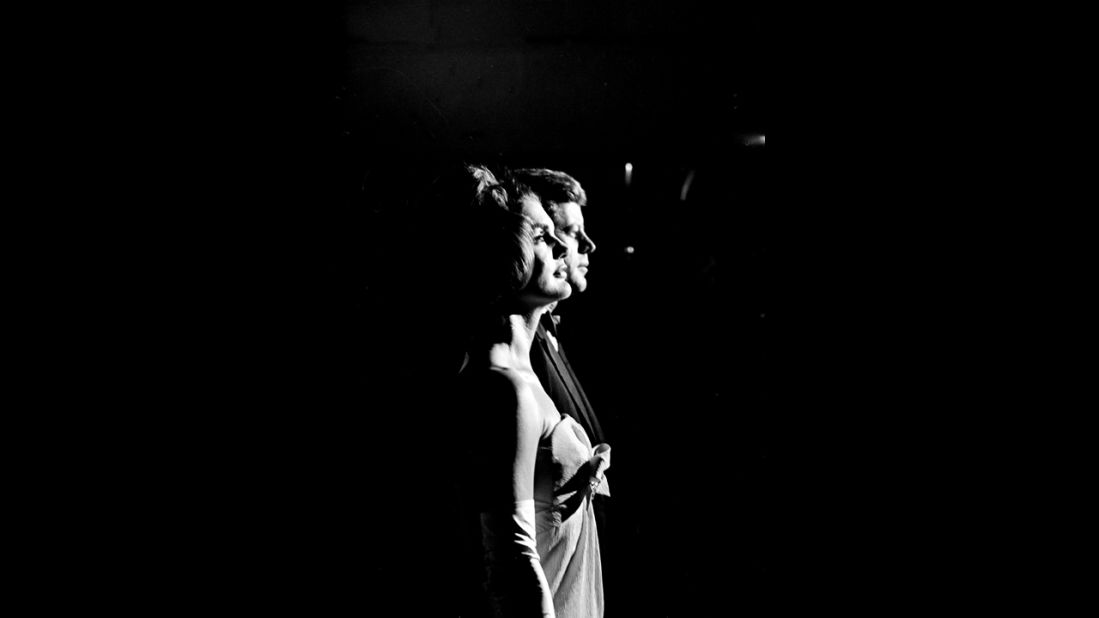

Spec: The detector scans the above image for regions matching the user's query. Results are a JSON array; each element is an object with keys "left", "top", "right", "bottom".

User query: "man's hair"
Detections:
[{"left": 510, "top": 168, "right": 587, "bottom": 210}]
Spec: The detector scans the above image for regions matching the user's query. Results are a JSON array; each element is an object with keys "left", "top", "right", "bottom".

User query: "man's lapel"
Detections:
[
  {"left": 538, "top": 324, "right": 585, "bottom": 413},
  {"left": 556, "top": 342, "right": 604, "bottom": 443},
  {"left": 537, "top": 321, "right": 603, "bottom": 443}
]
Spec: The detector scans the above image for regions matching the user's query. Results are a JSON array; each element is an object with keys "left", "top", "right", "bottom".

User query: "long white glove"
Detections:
[{"left": 480, "top": 499, "right": 555, "bottom": 618}]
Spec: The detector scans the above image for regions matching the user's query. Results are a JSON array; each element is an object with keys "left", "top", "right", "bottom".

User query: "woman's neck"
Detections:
[{"left": 486, "top": 306, "right": 549, "bottom": 372}]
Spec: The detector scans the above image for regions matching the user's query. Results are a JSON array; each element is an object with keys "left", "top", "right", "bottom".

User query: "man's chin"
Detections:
[{"left": 569, "top": 278, "right": 588, "bottom": 293}]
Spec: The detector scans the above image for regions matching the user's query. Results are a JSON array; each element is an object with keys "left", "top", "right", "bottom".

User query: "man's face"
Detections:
[{"left": 550, "top": 201, "right": 597, "bottom": 293}]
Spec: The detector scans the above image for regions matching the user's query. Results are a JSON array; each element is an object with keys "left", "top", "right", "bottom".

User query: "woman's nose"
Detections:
[{"left": 549, "top": 233, "right": 569, "bottom": 259}]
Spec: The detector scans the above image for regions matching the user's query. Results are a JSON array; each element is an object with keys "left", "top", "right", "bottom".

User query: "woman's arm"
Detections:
[{"left": 477, "top": 372, "right": 554, "bottom": 618}]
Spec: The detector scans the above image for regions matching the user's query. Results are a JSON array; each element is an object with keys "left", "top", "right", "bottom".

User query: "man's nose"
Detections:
[{"left": 579, "top": 231, "right": 597, "bottom": 254}]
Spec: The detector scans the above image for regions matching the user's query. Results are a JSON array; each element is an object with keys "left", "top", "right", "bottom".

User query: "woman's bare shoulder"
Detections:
[{"left": 460, "top": 367, "right": 540, "bottom": 424}]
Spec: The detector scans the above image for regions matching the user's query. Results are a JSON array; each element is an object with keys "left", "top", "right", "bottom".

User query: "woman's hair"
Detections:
[
  {"left": 466, "top": 165, "right": 535, "bottom": 309},
  {"left": 422, "top": 164, "right": 535, "bottom": 325}
]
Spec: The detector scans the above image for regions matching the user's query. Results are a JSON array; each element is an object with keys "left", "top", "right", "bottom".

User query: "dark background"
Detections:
[
  {"left": 335, "top": 3, "right": 774, "bottom": 616},
  {"left": 158, "top": 1, "right": 785, "bottom": 615},
  {"left": 54, "top": 4, "right": 1054, "bottom": 613}
]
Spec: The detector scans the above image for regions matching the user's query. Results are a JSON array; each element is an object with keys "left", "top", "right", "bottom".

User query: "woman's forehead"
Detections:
[
  {"left": 551, "top": 201, "right": 584, "bottom": 227},
  {"left": 518, "top": 195, "right": 553, "bottom": 227}
]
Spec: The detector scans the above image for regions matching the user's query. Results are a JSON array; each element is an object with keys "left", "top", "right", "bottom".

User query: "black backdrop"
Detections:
[
  {"left": 66, "top": 4, "right": 1036, "bottom": 613},
  {"left": 159, "top": 2, "right": 784, "bottom": 616},
  {"left": 334, "top": 4, "right": 773, "bottom": 616}
]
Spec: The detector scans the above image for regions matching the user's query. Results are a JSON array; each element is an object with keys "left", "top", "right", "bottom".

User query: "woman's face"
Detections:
[{"left": 518, "top": 195, "right": 572, "bottom": 306}]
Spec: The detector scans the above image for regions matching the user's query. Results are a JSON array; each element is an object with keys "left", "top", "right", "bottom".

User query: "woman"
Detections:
[{"left": 451, "top": 165, "right": 611, "bottom": 618}]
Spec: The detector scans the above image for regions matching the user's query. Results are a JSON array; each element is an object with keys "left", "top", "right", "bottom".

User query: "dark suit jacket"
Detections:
[{"left": 530, "top": 313, "right": 605, "bottom": 445}]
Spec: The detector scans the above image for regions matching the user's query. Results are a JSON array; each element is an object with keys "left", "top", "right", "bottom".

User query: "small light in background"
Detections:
[
  {"left": 744, "top": 134, "right": 766, "bottom": 147},
  {"left": 624, "top": 246, "right": 635, "bottom": 254},
  {"left": 680, "top": 169, "right": 696, "bottom": 202},
  {"left": 624, "top": 162, "right": 633, "bottom": 187}
]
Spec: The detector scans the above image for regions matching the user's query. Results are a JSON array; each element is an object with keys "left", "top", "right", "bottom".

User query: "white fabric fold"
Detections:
[{"left": 589, "top": 443, "right": 611, "bottom": 497}]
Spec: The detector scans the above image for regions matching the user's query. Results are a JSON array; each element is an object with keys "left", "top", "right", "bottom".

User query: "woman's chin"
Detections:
[
  {"left": 541, "top": 283, "right": 572, "bottom": 304},
  {"left": 555, "top": 281, "right": 573, "bottom": 300}
]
